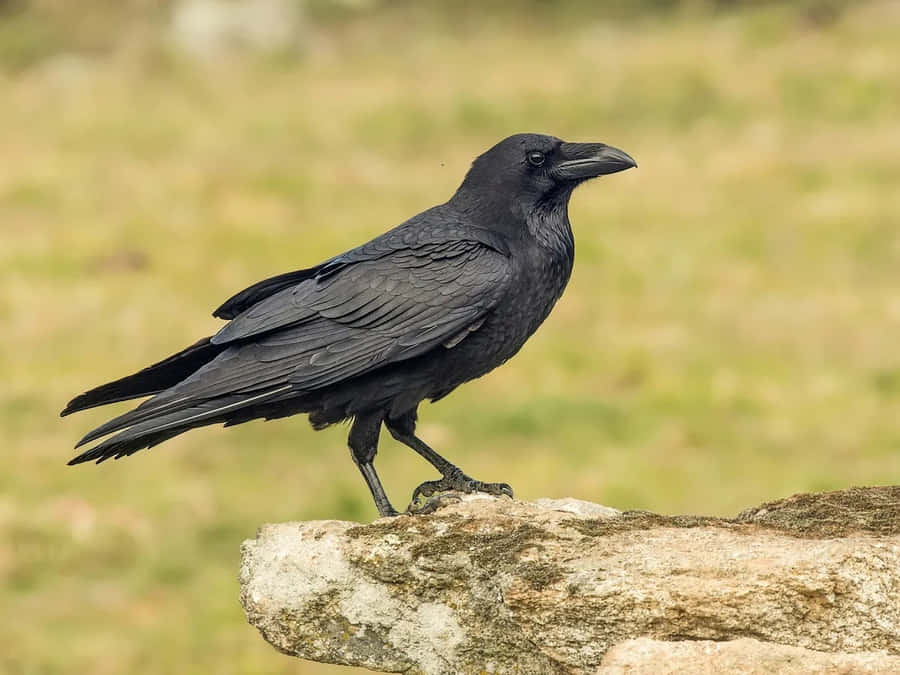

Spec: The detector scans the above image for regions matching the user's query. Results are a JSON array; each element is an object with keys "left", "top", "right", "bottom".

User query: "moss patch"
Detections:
[
  {"left": 515, "top": 561, "right": 567, "bottom": 591},
  {"left": 736, "top": 486, "right": 900, "bottom": 538}
]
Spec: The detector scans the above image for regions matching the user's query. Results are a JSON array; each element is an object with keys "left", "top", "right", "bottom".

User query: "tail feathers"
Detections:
[
  {"left": 68, "top": 427, "right": 188, "bottom": 465},
  {"left": 61, "top": 337, "right": 223, "bottom": 417},
  {"left": 67, "top": 385, "right": 293, "bottom": 465},
  {"left": 73, "top": 393, "right": 195, "bottom": 449}
]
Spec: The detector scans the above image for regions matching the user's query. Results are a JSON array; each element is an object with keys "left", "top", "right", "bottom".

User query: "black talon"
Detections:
[
  {"left": 374, "top": 409, "right": 514, "bottom": 516},
  {"left": 409, "top": 469, "right": 514, "bottom": 509},
  {"left": 406, "top": 492, "right": 463, "bottom": 515}
]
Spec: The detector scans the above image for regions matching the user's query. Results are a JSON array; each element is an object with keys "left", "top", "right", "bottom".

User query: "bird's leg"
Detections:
[
  {"left": 385, "top": 411, "right": 513, "bottom": 508},
  {"left": 348, "top": 412, "right": 399, "bottom": 518}
]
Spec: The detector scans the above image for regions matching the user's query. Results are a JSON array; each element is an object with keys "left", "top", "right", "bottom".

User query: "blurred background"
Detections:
[{"left": 2, "top": 0, "right": 900, "bottom": 672}]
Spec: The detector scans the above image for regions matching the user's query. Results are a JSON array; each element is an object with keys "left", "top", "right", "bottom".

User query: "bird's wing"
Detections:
[
  {"left": 73, "top": 238, "right": 511, "bottom": 447},
  {"left": 212, "top": 267, "right": 321, "bottom": 320},
  {"left": 212, "top": 237, "right": 511, "bottom": 385},
  {"left": 211, "top": 212, "right": 509, "bottom": 324},
  {"left": 210, "top": 227, "right": 508, "bottom": 346}
]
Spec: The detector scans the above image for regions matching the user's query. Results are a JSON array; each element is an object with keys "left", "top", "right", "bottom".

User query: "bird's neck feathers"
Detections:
[
  {"left": 526, "top": 194, "right": 575, "bottom": 256},
  {"left": 450, "top": 175, "right": 575, "bottom": 252}
]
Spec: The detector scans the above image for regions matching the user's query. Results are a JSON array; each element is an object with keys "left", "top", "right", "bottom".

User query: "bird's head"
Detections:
[{"left": 452, "top": 133, "right": 636, "bottom": 227}]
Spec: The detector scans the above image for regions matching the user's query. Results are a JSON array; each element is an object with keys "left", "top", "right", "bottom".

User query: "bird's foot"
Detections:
[
  {"left": 406, "top": 492, "right": 462, "bottom": 515},
  {"left": 407, "top": 467, "right": 513, "bottom": 513}
]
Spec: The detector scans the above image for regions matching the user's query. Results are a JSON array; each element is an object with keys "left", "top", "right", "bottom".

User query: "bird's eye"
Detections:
[{"left": 526, "top": 151, "right": 545, "bottom": 167}]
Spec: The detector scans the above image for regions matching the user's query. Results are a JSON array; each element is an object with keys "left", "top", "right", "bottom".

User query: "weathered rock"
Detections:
[
  {"left": 239, "top": 487, "right": 900, "bottom": 674},
  {"left": 598, "top": 637, "right": 900, "bottom": 674}
]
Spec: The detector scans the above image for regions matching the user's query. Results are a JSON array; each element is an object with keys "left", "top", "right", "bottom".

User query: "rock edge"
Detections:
[{"left": 239, "top": 487, "right": 900, "bottom": 674}]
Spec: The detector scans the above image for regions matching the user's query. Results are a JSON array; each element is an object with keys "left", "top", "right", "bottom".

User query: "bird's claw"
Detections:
[
  {"left": 408, "top": 468, "right": 514, "bottom": 509},
  {"left": 405, "top": 493, "right": 462, "bottom": 515}
]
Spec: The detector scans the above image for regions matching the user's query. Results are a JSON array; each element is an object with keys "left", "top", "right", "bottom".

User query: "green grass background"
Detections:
[{"left": 3, "top": 1, "right": 900, "bottom": 672}]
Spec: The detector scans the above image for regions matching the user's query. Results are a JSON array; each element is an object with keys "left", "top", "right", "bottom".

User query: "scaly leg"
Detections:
[
  {"left": 385, "top": 409, "right": 513, "bottom": 507},
  {"left": 348, "top": 412, "right": 398, "bottom": 517}
]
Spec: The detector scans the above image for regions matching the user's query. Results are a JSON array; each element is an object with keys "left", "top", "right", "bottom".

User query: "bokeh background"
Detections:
[{"left": 3, "top": 0, "right": 900, "bottom": 672}]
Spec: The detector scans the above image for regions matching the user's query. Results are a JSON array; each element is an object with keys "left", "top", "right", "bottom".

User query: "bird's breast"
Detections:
[
  {"left": 473, "top": 243, "right": 574, "bottom": 362},
  {"left": 412, "top": 243, "right": 574, "bottom": 401},
  {"left": 517, "top": 245, "right": 575, "bottom": 332}
]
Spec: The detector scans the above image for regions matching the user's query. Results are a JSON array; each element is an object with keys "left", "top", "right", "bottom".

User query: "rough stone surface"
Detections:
[
  {"left": 598, "top": 637, "right": 900, "bottom": 674},
  {"left": 239, "top": 487, "right": 900, "bottom": 674}
]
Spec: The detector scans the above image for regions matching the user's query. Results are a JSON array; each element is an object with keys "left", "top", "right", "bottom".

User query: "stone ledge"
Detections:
[{"left": 239, "top": 487, "right": 900, "bottom": 674}]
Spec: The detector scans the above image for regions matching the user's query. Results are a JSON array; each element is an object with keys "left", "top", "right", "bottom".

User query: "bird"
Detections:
[{"left": 62, "top": 133, "right": 636, "bottom": 517}]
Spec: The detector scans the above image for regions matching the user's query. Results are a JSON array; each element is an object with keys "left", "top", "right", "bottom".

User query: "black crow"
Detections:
[{"left": 62, "top": 133, "right": 636, "bottom": 516}]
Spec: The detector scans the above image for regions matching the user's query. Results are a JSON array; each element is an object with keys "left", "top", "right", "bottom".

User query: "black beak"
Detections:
[{"left": 553, "top": 142, "right": 637, "bottom": 181}]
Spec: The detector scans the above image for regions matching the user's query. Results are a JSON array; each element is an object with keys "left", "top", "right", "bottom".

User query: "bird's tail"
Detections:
[
  {"left": 60, "top": 337, "right": 224, "bottom": 416},
  {"left": 66, "top": 385, "right": 294, "bottom": 465}
]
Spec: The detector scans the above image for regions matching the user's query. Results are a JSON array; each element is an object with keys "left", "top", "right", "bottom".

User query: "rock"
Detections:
[
  {"left": 598, "top": 637, "right": 900, "bottom": 674},
  {"left": 239, "top": 487, "right": 900, "bottom": 674}
]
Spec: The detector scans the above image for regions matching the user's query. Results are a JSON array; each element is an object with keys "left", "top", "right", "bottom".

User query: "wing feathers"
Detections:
[
  {"left": 69, "top": 236, "right": 510, "bottom": 460},
  {"left": 212, "top": 240, "right": 507, "bottom": 346},
  {"left": 61, "top": 337, "right": 223, "bottom": 416},
  {"left": 213, "top": 267, "right": 319, "bottom": 320}
]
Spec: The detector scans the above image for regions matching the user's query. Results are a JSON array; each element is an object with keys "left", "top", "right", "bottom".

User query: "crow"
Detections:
[{"left": 62, "top": 133, "right": 636, "bottom": 517}]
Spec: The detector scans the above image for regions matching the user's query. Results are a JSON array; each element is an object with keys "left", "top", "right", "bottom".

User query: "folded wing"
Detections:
[{"left": 70, "top": 238, "right": 511, "bottom": 457}]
